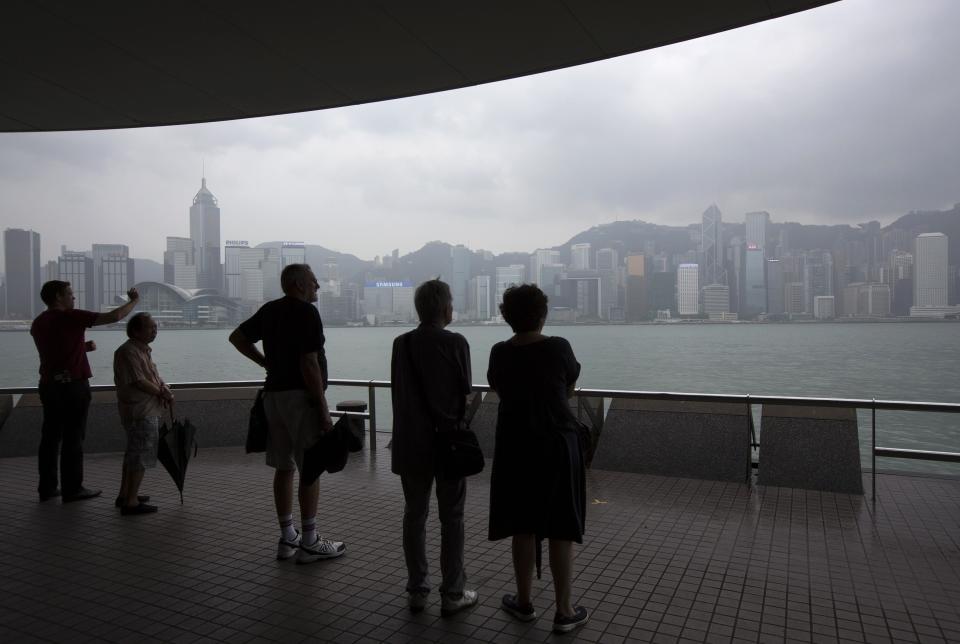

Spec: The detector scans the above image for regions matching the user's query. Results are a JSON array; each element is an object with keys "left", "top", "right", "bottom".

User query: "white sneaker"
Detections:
[
  {"left": 441, "top": 589, "right": 478, "bottom": 616},
  {"left": 296, "top": 536, "right": 346, "bottom": 564},
  {"left": 277, "top": 530, "right": 300, "bottom": 561}
]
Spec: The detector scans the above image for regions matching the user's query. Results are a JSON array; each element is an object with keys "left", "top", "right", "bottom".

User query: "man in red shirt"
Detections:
[{"left": 31, "top": 280, "right": 140, "bottom": 502}]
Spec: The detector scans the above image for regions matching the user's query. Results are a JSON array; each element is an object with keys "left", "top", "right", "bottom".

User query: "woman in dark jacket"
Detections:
[{"left": 487, "top": 284, "right": 588, "bottom": 634}]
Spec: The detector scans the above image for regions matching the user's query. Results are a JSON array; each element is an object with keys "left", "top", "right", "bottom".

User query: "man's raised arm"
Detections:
[{"left": 93, "top": 288, "right": 139, "bottom": 326}]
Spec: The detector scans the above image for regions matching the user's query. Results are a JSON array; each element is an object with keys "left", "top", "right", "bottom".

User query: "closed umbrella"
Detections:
[{"left": 157, "top": 412, "right": 198, "bottom": 504}]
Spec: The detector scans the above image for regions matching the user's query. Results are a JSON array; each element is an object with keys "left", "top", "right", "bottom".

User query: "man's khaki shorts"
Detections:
[{"left": 263, "top": 390, "right": 323, "bottom": 471}]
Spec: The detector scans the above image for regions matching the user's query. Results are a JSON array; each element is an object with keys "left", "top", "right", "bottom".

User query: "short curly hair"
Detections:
[{"left": 500, "top": 284, "right": 548, "bottom": 333}]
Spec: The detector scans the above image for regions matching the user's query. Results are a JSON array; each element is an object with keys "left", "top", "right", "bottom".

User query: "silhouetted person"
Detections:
[
  {"left": 391, "top": 279, "right": 478, "bottom": 616},
  {"left": 487, "top": 284, "right": 589, "bottom": 633},
  {"left": 229, "top": 263, "right": 346, "bottom": 563},
  {"left": 113, "top": 312, "right": 172, "bottom": 515},
  {"left": 31, "top": 280, "right": 139, "bottom": 503}
]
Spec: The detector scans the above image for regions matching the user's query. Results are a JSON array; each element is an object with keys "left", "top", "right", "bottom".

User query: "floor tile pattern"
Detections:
[{"left": 0, "top": 446, "right": 958, "bottom": 643}]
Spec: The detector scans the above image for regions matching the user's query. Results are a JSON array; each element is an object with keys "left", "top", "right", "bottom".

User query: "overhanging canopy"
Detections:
[{"left": 0, "top": 1, "right": 835, "bottom": 132}]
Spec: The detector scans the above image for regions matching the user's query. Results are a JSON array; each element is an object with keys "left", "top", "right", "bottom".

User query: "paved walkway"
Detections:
[{"left": 0, "top": 446, "right": 958, "bottom": 644}]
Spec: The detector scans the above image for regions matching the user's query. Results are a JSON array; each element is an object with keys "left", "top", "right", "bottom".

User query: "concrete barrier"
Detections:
[
  {"left": 0, "top": 394, "right": 12, "bottom": 433},
  {"left": 0, "top": 388, "right": 259, "bottom": 458},
  {"left": 592, "top": 398, "right": 752, "bottom": 483},
  {"left": 468, "top": 392, "right": 604, "bottom": 462},
  {"left": 758, "top": 404, "right": 863, "bottom": 494},
  {"left": 470, "top": 391, "right": 499, "bottom": 458}
]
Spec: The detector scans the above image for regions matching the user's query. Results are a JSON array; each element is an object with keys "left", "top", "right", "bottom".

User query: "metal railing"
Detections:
[{"left": 3, "top": 380, "right": 959, "bottom": 497}]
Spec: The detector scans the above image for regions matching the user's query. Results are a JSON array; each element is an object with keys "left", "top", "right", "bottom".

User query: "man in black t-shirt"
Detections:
[{"left": 229, "top": 264, "right": 346, "bottom": 563}]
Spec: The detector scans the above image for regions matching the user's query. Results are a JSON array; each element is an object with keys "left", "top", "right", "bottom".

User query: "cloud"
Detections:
[{"left": 1, "top": 0, "right": 959, "bottom": 266}]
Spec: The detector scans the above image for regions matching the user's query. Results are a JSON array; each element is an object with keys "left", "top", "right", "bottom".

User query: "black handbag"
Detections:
[
  {"left": 405, "top": 334, "right": 485, "bottom": 480},
  {"left": 245, "top": 389, "right": 268, "bottom": 453},
  {"left": 435, "top": 426, "right": 485, "bottom": 480},
  {"left": 573, "top": 419, "right": 593, "bottom": 459}
]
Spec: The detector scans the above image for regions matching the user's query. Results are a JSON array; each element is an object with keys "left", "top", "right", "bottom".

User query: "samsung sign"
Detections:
[{"left": 365, "top": 281, "right": 413, "bottom": 288}]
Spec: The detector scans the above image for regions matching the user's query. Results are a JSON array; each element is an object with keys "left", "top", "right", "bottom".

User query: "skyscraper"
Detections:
[
  {"left": 528, "top": 249, "right": 561, "bottom": 287},
  {"left": 625, "top": 254, "right": 647, "bottom": 321},
  {"left": 539, "top": 263, "right": 564, "bottom": 298},
  {"left": 58, "top": 250, "right": 94, "bottom": 310},
  {"left": 803, "top": 250, "right": 834, "bottom": 315},
  {"left": 42, "top": 260, "right": 59, "bottom": 283},
  {"left": 3, "top": 228, "right": 41, "bottom": 318},
  {"left": 261, "top": 247, "right": 282, "bottom": 300},
  {"left": 570, "top": 243, "right": 591, "bottom": 271},
  {"left": 784, "top": 282, "right": 805, "bottom": 315},
  {"left": 726, "top": 236, "right": 744, "bottom": 314},
  {"left": 677, "top": 263, "right": 699, "bottom": 316},
  {"left": 913, "top": 233, "right": 948, "bottom": 308},
  {"left": 744, "top": 211, "right": 770, "bottom": 254},
  {"left": 558, "top": 274, "right": 602, "bottom": 318},
  {"left": 743, "top": 245, "right": 766, "bottom": 316},
  {"left": 700, "top": 205, "right": 724, "bottom": 286},
  {"left": 224, "top": 242, "right": 267, "bottom": 302},
  {"left": 765, "top": 259, "right": 784, "bottom": 315},
  {"left": 495, "top": 265, "right": 525, "bottom": 309},
  {"left": 702, "top": 283, "right": 730, "bottom": 318},
  {"left": 164, "top": 236, "right": 197, "bottom": 289},
  {"left": 596, "top": 248, "right": 619, "bottom": 320},
  {"left": 649, "top": 271, "right": 676, "bottom": 314},
  {"left": 813, "top": 296, "right": 835, "bottom": 319},
  {"left": 467, "top": 274, "right": 492, "bottom": 320},
  {"left": 448, "top": 244, "right": 471, "bottom": 313},
  {"left": 91, "top": 244, "right": 133, "bottom": 311},
  {"left": 189, "top": 177, "right": 222, "bottom": 291},
  {"left": 281, "top": 242, "right": 306, "bottom": 267}
]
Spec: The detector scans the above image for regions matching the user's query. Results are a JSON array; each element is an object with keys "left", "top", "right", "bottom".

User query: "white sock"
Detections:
[
  {"left": 302, "top": 517, "right": 317, "bottom": 546},
  {"left": 279, "top": 514, "right": 297, "bottom": 542}
]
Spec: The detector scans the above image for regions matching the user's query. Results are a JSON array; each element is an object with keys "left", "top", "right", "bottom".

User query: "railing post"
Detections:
[
  {"left": 368, "top": 381, "right": 377, "bottom": 451},
  {"left": 746, "top": 394, "right": 756, "bottom": 477},
  {"left": 872, "top": 398, "right": 876, "bottom": 503}
]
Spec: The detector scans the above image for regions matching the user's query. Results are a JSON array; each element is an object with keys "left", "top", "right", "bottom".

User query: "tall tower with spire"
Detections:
[
  {"left": 700, "top": 204, "right": 725, "bottom": 286},
  {"left": 189, "top": 176, "right": 222, "bottom": 291}
]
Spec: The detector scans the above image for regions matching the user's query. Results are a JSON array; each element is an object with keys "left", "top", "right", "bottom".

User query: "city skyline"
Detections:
[
  {"left": 3, "top": 193, "right": 959, "bottom": 268},
  {"left": 1, "top": 0, "right": 959, "bottom": 263},
  {"left": 5, "top": 196, "right": 958, "bottom": 323}
]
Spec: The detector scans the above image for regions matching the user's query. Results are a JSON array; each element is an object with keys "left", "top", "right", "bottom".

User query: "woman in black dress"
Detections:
[{"left": 487, "top": 284, "right": 588, "bottom": 634}]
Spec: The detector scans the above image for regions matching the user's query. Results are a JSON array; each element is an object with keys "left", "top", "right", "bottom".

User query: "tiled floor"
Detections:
[{"left": 0, "top": 446, "right": 958, "bottom": 643}]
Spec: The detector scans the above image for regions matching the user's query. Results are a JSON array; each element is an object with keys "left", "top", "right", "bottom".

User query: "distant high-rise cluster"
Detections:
[{"left": 4, "top": 193, "right": 960, "bottom": 324}]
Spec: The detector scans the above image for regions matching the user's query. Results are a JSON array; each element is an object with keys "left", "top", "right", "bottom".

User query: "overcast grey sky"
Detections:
[{"left": 1, "top": 0, "right": 959, "bottom": 264}]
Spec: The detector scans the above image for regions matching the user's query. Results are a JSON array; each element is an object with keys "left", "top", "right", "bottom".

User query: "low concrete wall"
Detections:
[
  {"left": 758, "top": 404, "right": 863, "bottom": 494},
  {"left": 0, "top": 388, "right": 259, "bottom": 458},
  {"left": 468, "top": 392, "right": 604, "bottom": 462},
  {"left": 470, "top": 391, "right": 499, "bottom": 458},
  {"left": 591, "top": 399, "right": 752, "bottom": 483},
  {"left": 0, "top": 394, "right": 12, "bottom": 433}
]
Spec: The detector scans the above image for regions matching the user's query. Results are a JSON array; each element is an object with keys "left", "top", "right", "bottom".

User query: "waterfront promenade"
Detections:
[{"left": 1, "top": 445, "right": 958, "bottom": 643}]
